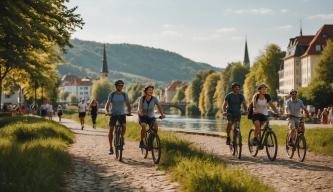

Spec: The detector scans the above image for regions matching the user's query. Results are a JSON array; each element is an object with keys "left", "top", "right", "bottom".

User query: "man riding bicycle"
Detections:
[
  {"left": 285, "top": 89, "right": 310, "bottom": 146},
  {"left": 138, "top": 85, "right": 165, "bottom": 148},
  {"left": 104, "top": 80, "right": 132, "bottom": 155},
  {"left": 222, "top": 82, "right": 247, "bottom": 145}
]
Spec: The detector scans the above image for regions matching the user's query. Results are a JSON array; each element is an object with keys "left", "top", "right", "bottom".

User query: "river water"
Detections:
[{"left": 159, "top": 114, "right": 227, "bottom": 132}]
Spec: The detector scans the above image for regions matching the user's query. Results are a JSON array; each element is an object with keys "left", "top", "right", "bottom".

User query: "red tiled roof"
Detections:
[
  {"left": 302, "top": 24, "right": 333, "bottom": 57},
  {"left": 61, "top": 74, "right": 92, "bottom": 86},
  {"left": 296, "top": 35, "right": 314, "bottom": 45}
]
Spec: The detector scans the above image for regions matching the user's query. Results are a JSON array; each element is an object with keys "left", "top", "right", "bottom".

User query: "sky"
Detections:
[{"left": 67, "top": 0, "right": 333, "bottom": 68}]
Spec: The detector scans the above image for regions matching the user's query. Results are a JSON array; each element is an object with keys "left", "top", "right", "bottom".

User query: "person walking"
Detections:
[
  {"left": 89, "top": 99, "right": 98, "bottom": 129},
  {"left": 328, "top": 107, "right": 333, "bottom": 125},
  {"left": 321, "top": 108, "right": 329, "bottom": 124},
  {"left": 78, "top": 99, "right": 87, "bottom": 130},
  {"left": 57, "top": 105, "right": 63, "bottom": 122}
]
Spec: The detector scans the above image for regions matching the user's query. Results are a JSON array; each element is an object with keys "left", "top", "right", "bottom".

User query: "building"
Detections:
[
  {"left": 100, "top": 44, "right": 109, "bottom": 78},
  {"left": 164, "top": 80, "right": 186, "bottom": 102},
  {"left": 59, "top": 74, "right": 93, "bottom": 102},
  {"left": 278, "top": 24, "right": 333, "bottom": 95},
  {"left": 300, "top": 25, "right": 333, "bottom": 87},
  {"left": 243, "top": 38, "right": 250, "bottom": 68}
]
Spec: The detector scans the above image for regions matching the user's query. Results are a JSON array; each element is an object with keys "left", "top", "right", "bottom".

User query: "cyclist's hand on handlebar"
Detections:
[{"left": 159, "top": 114, "right": 166, "bottom": 119}]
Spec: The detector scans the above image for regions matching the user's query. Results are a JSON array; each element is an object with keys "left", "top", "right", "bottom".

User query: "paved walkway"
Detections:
[
  {"left": 59, "top": 118, "right": 179, "bottom": 192},
  {"left": 177, "top": 133, "right": 333, "bottom": 192},
  {"left": 270, "top": 120, "right": 333, "bottom": 128}
]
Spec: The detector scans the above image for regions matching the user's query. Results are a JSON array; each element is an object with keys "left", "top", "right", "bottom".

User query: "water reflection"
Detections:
[{"left": 160, "top": 114, "right": 227, "bottom": 132}]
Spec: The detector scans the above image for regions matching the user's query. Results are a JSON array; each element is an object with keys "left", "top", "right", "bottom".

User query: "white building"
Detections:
[{"left": 59, "top": 74, "right": 92, "bottom": 103}]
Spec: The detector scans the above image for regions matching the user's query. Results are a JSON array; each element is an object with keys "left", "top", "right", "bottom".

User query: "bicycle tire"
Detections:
[
  {"left": 118, "top": 135, "right": 123, "bottom": 161},
  {"left": 248, "top": 128, "right": 258, "bottom": 157},
  {"left": 297, "top": 135, "right": 307, "bottom": 162},
  {"left": 236, "top": 131, "right": 242, "bottom": 159},
  {"left": 285, "top": 132, "right": 295, "bottom": 159},
  {"left": 114, "top": 127, "right": 119, "bottom": 159},
  {"left": 151, "top": 133, "right": 161, "bottom": 164},
  {"left": 265, "top": 131, "right": 278, "bottom": 161},
  {"left": 141, "top": 135, "right": 149, "bottom": 159}
]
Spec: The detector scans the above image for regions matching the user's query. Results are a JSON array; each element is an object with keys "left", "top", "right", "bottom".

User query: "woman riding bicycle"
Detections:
[
  {"left": 251, "top": 83, "right": 279, "bottom": 145},
  {"left": 138, "top": 85, "right": 165, "bottom": 148}
]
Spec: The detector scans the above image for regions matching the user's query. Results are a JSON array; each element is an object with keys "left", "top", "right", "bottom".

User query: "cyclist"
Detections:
[
  {"left": 251, "top": 83, "right": 279, "bottom": 145},
  {"left": 222, "top": 82, "right": 247, "bottom": 145},
  {"left": 138, "top": 85, "right": 165, "bottom": 148},
  {"left": 104, "top": 80, "right": 131, "bottom": 155},
  {"left": 285, "top": 89, "right": 310, "bottom": 146}
]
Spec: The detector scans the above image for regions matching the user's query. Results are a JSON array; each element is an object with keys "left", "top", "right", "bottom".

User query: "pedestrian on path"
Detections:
[
  {"left": 321, "top": 108, "right": 329, "bottom": 124},
  {"left": 47, "top": 101, "right": 54, "bottom": 120},
  {"left": 89, "top": 99, "right": 98, "bottom": 129},
  {"left": 78, "top": 99, "right": 87, "bottom": 130},
  {"left": 57, "top": 105, "right": 63, "bottom": 122},
  {"left": 328, "top": 107, "right": 333, "bottom": 125}
]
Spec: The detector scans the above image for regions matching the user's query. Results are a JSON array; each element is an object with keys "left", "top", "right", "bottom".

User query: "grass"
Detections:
[
  {"left": 0, "top": 116, "right": 74, "bottom": 192},
  {"left": 239, "top": 117, "right": 333, "bottom": 157},
  {"left": 63, "top": 113, "right": 273, "bottom": 192}
]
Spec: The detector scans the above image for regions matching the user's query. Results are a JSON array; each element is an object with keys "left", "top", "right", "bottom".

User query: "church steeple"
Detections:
[
  {"left": 100, "top": 44, "right": 108, "bottom": 78},
  {"left": 300, "top": 19, "right": 303, "bottom": 36},
  {"left": 243, "top": 37, "right": 250, "bottom": 68}
]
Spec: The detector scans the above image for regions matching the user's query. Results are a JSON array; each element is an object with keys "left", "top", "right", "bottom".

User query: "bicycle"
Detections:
[
  {"left": 229, "top": 121, "right": 242, "bottom": 159},
  {"left": 286, "top": 115, "right": 307, "bottom": 162},
  {"left": 248, "top": 115, "right": 278, "bottom": 161},
  {"left": 141, "top": 116, "right": 163, "bottom": 164},
  {"left": 110, "top": 114, "right": 132, "bottom": 162}
]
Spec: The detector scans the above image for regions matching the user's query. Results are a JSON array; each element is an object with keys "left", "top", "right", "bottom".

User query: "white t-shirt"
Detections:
[
  {"left": 47, "top": 104, "right": 53, "bottom": 113},
  {"left": 256, "top": 98, "right": 268, "bottom": 115},
  {"left": 78, "top": 102, "right": 87, "bottom": 113}
]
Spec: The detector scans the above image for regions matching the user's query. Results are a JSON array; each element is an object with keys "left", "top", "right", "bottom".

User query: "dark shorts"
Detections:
[
  {"left": 79, "top": 112, "right": 86, "bottom": 118},
  {"left": 109, "top": 115, "right": 126, "bottom": 128},
  {"left": 252, "top": 113, "right": 268, "bottom": 122},
  {"left": 227, "top": 113, "right": 241, "bottom": 123},
  {"left": 57, "top": 111, "right": 63, "bottom": 116},
  {"left": 139, "top": 115, "right": 155, "bottom": 126}
]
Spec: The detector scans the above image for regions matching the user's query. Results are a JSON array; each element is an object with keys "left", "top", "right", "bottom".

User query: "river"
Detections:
[{"left": 159, "top": 114, "right": 227, "bottom": 132}]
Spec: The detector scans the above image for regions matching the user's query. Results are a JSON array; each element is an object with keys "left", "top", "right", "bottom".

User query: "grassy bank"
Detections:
[
  {"left": 239, "top": 117, "right": 333, "bottom": 157},
  {"left": 0, "top": 116, "right": 74, "bottom": 191},
  {"left": 63, "top": 113, "right": 272, "bottom": 191}
]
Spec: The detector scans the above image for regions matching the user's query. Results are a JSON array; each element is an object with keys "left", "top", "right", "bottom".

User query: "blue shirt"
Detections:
[
  {"left": 140, "top": 96, "right": 159, "bottom": 117},
  {"left": 107, "top": 92, "right": 128, "bottom": 115},
  {"left": 286, "top": 98, "right": 305, "bottom": 117}
]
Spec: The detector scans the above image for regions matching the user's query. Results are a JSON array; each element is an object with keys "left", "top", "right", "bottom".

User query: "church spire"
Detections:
[
  {"left": 100, "top": 44, "right": 108, "bottom": 78},
  {"left": 300, "top": 19, "right": 303, "bottom": 36},
  {"left": 243, "top": 37, "right": 250, "bottom": 68}
]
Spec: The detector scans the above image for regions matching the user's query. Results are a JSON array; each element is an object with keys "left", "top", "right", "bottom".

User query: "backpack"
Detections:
[
  {"left": 110, "top": 92, "right": 126, "bottom": 102},
  {"left": 247, "top": 94, "right": 271, "bottom": 119}
]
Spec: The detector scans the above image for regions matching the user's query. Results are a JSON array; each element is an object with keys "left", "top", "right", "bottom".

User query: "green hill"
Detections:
[{"left": 58, "top": 39, "right": 219, "bottom": 83}]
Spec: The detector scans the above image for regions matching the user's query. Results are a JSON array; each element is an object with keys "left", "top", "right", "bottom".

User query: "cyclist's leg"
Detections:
[
  {"left": 139, "top": 116, "right": 148, "bottom": 141},
  {"left": 299, "top": 118, "right": 305, "bottom": 133},
  {"left": 226, "top": 114, "right": 233, "bottom": 138},
  {"left": 109, "top": 116, "right": 117, "bottom": 148}
]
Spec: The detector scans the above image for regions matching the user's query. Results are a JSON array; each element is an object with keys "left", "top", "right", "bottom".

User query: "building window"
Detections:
[
  {"left": 315, "top": 45, "right": 321, "bottom": 52},
  {"left": 84, "top": 87, "right": 88, "bottom": 90},
  {"left": 5, "top": 94, "right": 11, "bottom": 98}
]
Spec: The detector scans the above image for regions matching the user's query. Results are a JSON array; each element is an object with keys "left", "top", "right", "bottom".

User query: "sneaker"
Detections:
[
  {"left": 109, "top": 147, "right": 114, "bottom": 155},
  {"left": 81, "top": 126, "right": 84, "bottom": 130},
  {"left": 252, "top": 137, "right": 259, "bottom": 146},
  {"left": 139, "top": 140, "right": 144, "bottom": 148},
  {"left": 226, "top": 137, "right": 231, "bottom": 145},
  {"left": 288, "top": 139, "right": 294, "bottom": 147}
]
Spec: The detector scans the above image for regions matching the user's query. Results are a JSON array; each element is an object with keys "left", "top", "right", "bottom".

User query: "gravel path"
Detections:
[
  {"left": 177, "top": 133, "right": 333, "bottom": 192},
  {"left": 59, "top": 118, "right": 179, "bottom": 192}
]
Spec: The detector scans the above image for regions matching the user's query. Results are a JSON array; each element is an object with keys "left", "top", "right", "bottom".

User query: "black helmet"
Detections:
[
  {"left": 144, "top": 85, "right": 154, "bottom": 92},
  {"left": 114, "top": 80, "right": 124, "bottom": 86},
  {"left": 231, "top": 82, "right": 241, "bottom": 89}
]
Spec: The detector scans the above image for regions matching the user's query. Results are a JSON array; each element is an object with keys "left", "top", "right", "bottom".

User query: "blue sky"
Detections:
[{"left": 68, "top": 0, "right": 333, "bottom": 68}]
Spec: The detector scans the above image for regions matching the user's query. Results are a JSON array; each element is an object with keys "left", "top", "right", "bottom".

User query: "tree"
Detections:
[
  {"left": 0, "top": 0, "right": 83, "bottom": 108},
  {"left": 70, "top": 94, "right": 78, "bottom": 104},
  {"left": 91, "top": 79, "right": 113, "bottom": 105},
  {"left": 172, "top": 85, "right": 187, "bottom": 103},
  {"left": 313, "top": 39, "right": 333, "bottom": 83},
  {"left": 126, "top": 81, "right": 144, "bottom": 104},
  {"left": 243, "top": 44, "right": 285, "bottom": 101},
  {"left": 199, "top": 72, "right": 220, "bottom": 116}
]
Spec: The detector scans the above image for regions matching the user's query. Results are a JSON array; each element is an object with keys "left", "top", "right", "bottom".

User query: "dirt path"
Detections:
[
  {"left": 59, "top": 119, "right": 179, "bottom": 192},
  {"left": 177, "top": 133, "right": 333, "bottom": 192}
]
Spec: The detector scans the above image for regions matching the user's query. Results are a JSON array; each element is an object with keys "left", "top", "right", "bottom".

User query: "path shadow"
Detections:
[{"left": 121, "top": 157, "right": 154, "bottom": 168}]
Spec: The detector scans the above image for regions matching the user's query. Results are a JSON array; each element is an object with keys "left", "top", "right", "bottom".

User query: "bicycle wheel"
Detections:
[
  {"left": 151, "top": 134, "right": 161, "bottom": 164},
  {"left": 236, "top": 132, "right": 242, "bottom": 159},
  {"left": 285, "top": 132, "right": 294, "bottom": 159},
  {"left": 296, "top": 135, "right": 307, "bottom": 162},
  {"left": 141, "top": 135, "right": 149, "bottom": 159},
  {"left": 114, "top": 127, "right": 120, "bottom": 159},
  {"left": 265, "top": 131, "right": 278, "bottom": 161},
  {"left": 118, "top": 135, "right": 124, "bottom": 161},
  {"left": 248, "top": 128, "right": 258, "bottom": 157}
]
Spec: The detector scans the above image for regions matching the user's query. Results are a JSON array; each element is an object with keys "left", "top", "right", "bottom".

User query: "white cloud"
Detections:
[
  {"left": 225, "top": 8, "right": 274, "bottom": 15},
  {"left": 280, "top": 9, "right": 289, "bottom": 13},
  {"left": 308, "top": 13, "right": 333, "bottom": 20},
  {"left": 161, "top": 30, "right": 182, "bottom": 37},
  {"left": 277, "top": 25, "right": 293, "bottom": 30},
  {"left": 216, "top": 27, "right": 237, "bottom": 33}
]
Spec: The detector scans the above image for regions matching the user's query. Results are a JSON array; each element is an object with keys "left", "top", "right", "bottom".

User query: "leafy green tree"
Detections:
[
  {"left": 243, "top": 44, "right": 285, "bottom": 101},
  {"left": 126, "top": 81, "right": 144, "bottom": 104},
  {"left": 199, "top": 72, "right": 220, "bottom": 116},
  {"left": 92, "top": 79, "right": 113, "bottom": 105},
  {"left": 0, "top": 0, "right": 83, "bottom": 107},
  {"left": 70, "top": 94, "right": 78, "bottom": 104},
  {"left": 172, "top": 85, "right": 187, "bottom": 103}
]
